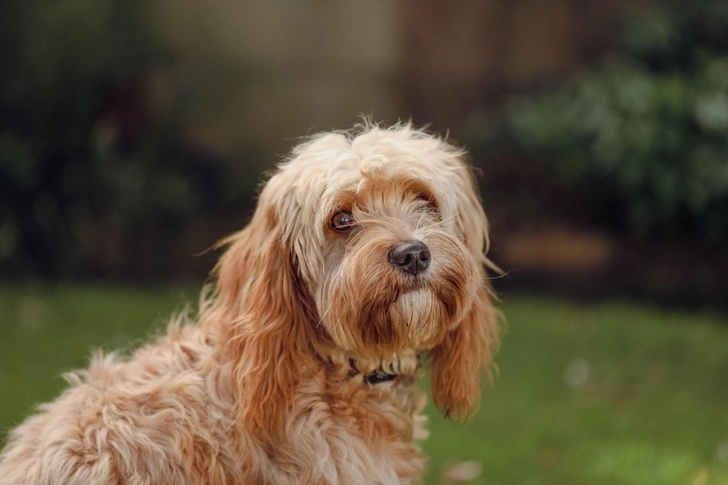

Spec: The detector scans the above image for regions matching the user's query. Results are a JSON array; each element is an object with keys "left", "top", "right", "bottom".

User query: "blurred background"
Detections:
[{"left": 1, "top": 1, "right": 728, "bottom": 484}]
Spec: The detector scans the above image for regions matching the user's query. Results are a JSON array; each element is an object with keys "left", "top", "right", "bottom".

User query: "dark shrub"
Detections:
[
  {"left": 0, "top": 0, "right": 255, "bottom": 279},
  {"left": 483, "top": 1, "right": 728, "bottom": 244}
]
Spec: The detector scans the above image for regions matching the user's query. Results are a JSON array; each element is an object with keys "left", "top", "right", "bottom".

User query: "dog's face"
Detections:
[
  {"left": 213, "top": 124, "right": 497, "bottom": 429},
  {"left": 258, "top": 126, "right": 490, "bottom": 357},
  {"left": 318, "top": 174, "right": 476, "bottom": 355}
]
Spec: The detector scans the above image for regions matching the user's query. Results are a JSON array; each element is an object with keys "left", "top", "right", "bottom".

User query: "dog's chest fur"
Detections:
[{"left": 0, "top": 323, "right": 427, "bottom": 485}]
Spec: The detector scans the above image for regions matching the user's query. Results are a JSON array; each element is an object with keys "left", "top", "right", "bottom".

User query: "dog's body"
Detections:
[
  {"left": 0, "top": 325, "right": 427, "bottom": 484},
  {"left": 0, "top": 123, "right": 498, "bottom": 485}
]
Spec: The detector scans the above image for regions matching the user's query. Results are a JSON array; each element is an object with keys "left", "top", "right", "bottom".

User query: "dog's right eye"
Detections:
[{"left": 331, "top": 211, "right": 355, "bottom": 232}]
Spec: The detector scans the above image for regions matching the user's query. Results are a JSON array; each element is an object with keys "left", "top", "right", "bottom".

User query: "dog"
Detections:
[{"left": 0, "top": 122, "right": 499, "bottom": 484}]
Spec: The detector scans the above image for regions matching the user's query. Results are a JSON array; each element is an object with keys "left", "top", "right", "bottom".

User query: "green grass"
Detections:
[{"left": 1, "top": 286, "right": 727, "bottom": 484}]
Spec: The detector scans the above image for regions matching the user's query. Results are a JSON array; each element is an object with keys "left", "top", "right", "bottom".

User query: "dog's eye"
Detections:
[
  {"left": 415, "top": 193, "right": 439, "bottom": 213},
  {"left": 331, "top": 211, "right": 355, "bottom": 232}
]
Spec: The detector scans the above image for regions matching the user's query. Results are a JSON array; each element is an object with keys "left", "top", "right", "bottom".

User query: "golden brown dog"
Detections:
[{"left": 0, "top": 122, "right": 499, "bottom": 484}]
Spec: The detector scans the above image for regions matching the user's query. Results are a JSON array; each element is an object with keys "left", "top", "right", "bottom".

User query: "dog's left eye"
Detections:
[{"left": 331, "top": 211, "right": 355, "bottom": 232}]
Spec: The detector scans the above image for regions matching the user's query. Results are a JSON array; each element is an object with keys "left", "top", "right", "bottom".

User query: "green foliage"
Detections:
[
  {"left": 2, "top": 286, "right": 728, "bottom": 484},
  {"left": 0, "top": 0, "right": 252, "bottom": 278},
  {"left": 496, "top": 1, "right": 728, "bottom": 243}
]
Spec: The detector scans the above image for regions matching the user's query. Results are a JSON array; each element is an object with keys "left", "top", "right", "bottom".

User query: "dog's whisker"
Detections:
[
  {"left": 486, "top": 268, "right": 514, "bottom": 280},
  {"left": 390, "top": 301, "right": 407, "bottom": 325}
]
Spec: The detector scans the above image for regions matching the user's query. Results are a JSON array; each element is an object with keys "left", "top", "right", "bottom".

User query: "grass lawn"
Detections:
[{"left": 1, "top": 285, "right": 727, "bottom": 484}]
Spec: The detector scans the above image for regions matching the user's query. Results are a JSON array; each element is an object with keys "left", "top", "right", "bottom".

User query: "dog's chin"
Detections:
[
  {"left": 322, "top": 287, "right": 453, "bottom": 356},
  {"left": 387, "top": 288, "right": 449, "bottom": 349}
]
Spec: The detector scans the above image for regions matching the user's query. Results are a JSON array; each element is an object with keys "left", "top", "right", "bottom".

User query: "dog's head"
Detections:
[{"left": 208, "top": 123, "right": 499, "bottom": 437}]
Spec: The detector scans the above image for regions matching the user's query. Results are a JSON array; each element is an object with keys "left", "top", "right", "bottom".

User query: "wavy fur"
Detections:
[{"left": 0, "top": 122, "right": 499, "bottom": 485}]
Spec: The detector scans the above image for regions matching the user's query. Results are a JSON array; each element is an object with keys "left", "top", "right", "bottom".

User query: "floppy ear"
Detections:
[
  {"left": 430, "top": 282, "right": 498, "bottom": 421},
  {"left": 430, "top": 160, "right": 500, "bottom": 421},
  {"left": 210, "top": 204, "right": 316, "bottom": 441}
]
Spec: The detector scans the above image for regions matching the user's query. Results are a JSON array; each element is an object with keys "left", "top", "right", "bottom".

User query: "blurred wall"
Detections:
[
  {"left": 152, "top": 0, "right": 406, "bottom": 158},
  {"left": 150, "top": 0, "right": 640, "bottom": 157}
]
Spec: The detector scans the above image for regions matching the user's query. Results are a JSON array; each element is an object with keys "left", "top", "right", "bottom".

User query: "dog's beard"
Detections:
[
  {"left": 318, "top": 232, "right": 476, "bottom": 356},
  {"left": 387, "top": 288, "right": 446, "bottom": 346}
]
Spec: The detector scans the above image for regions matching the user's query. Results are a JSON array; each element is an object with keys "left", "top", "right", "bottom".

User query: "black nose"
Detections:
[{"left": 388, "top": 240, "right": 431, "bottom": 276}]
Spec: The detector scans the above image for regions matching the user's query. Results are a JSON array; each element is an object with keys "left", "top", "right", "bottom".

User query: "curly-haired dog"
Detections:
[{"left": 0, "top": 123, "right": 499, "bottom": 484}]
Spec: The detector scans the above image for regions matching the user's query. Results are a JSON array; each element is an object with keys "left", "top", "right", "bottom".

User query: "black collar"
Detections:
[
  {"left": 349, "top": 358, "right": 399, "bottom": 385},
  {"left": 312, "top": 343, "right": 417, "bottom": 386},
  {"left": 366, "top": 372, "right": 399, "bottom": 384}
]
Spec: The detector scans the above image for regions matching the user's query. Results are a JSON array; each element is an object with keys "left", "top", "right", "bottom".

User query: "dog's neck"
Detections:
[{"left": 311, "top": 341, "right": 421, "bottom": 385}]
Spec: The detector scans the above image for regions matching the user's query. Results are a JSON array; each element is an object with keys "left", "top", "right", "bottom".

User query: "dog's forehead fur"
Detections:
[
  {"left": 253, "top": 124, "right": 488, "bottom": 289},
  {"left": 262, "top": 124, "right": 477, "bottom": 243}
]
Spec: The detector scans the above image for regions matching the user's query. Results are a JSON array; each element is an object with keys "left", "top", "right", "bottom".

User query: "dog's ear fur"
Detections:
[
  {"left": 430, "top": 283, "right": 497, "bottom": 421},
  {"left": 430, "top": 159, "right": 500, "bottom": 422},
  {"left": 210, "top": 202, "right": 315, "bottom": 441}
]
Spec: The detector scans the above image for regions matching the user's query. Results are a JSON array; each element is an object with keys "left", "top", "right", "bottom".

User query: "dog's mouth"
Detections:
[
  {"left": 358, "top": 286, "right": 452, "bottom": 351},
  {"left": 322, "top": 283, "right": 451, "bottom": 353}
]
